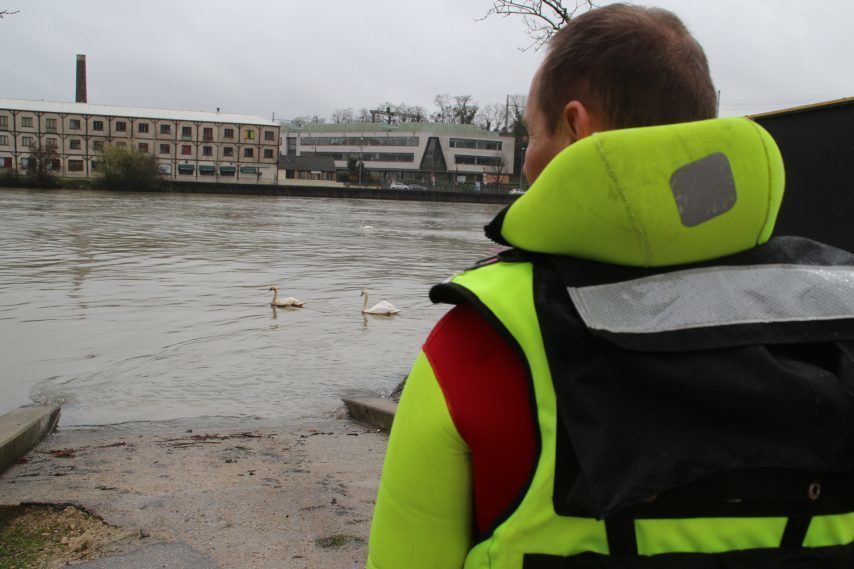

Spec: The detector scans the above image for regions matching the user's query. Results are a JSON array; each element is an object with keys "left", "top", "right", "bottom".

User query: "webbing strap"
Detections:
[
  {"left": 605, "top": 514, "right": 811, "bottom": 555},
  {"left": 605, "top": 514, "right": 637, "bottom": 556},
  {"left": 781, "top": 515, "right": 812, "bottom": 548}
]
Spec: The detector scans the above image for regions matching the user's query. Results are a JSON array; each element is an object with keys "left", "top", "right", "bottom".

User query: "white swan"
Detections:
[
  {"left": 269, "top": 286, "right": 304, "bottom": 308},
  {"left": 361, "top": 288, "right": 399, "bottom": 316}
]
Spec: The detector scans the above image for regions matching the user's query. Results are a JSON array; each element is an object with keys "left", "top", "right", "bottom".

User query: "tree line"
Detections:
[{"left": 288, "top": 93, "right": 528, "bottom": 137}]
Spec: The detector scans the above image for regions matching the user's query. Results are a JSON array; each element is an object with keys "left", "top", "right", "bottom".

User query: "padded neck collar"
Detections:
[{"left": 487, "top": 117, "right": 784, "bottom": 267}]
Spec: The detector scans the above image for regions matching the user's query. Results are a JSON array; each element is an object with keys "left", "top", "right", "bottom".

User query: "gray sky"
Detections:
[{"left": 1, "top": 1, "right": 852, "bottom": 120}]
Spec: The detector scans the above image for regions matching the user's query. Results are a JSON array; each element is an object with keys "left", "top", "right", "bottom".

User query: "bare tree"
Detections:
[
  {"left": 431, "top": 94, "right": 454, "bottom": 123},
  {"left": 397, "top": 103, "right": 427, "bottom": 123},
  {"left": 506, "top": 94, "right": 528, "bottom": 134},
  {"left": 484, "top": 155, "right": 509, "bottom": 187},
  {"left": 290, "top": 115, "right": 326, "bottom": 127},
  {"left": 479, "top": 0, "right": 596, "bottom": 50},
  {"left": 0, "top": 9, "right": 20, "bottom": 19},
  {"left": 476, "top": 102, "right": 507, "bottom": 132},
  {"left": 363, "top": 102, "right": 427, "bottom": 124},
  {"left": 331, "top": 108, "right": 355, "bottom": 124},
  {"left": 356, "top": 108, "right": 372, "bottom": 122},
  {"left": 453, "top": 95, "right": 479, "bottom": 124}
]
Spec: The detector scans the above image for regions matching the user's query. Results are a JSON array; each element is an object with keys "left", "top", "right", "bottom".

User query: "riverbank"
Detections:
[
  {"left": 2, "top": 178, "right": 518, "bottom": 205},
  {"left": 0, "top": 416, "right": 388, "bottom": 568},
  {"left": 169, "top": 181, "right": 517, "bottom": 205}
]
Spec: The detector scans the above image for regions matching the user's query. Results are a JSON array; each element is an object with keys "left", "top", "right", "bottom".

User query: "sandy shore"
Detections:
[{"left": 0, "top": 415, "right": 388, "bottom": 568}]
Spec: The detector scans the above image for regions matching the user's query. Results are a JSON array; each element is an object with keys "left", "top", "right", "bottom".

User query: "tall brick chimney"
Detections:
[{"left": 75, "top": 54, "right": 87, "bottom": 103}]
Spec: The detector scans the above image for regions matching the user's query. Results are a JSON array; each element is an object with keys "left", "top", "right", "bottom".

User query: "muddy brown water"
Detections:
[{"left": 0, "top": 188, "right": 504, "bottom": 426}]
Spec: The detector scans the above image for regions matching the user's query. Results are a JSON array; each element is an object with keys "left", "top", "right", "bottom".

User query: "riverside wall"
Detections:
[
  {"left": 158, "top": 181, "right": 517, "bottom": 205},
  {"left": 3, "top": 178, "right": 519, "bottom": 205}
]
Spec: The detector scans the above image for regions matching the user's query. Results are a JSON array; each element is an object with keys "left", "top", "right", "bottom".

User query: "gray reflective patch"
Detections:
[
  {"left": 670, "top": 152, "right": 737, "bottom": 227},
  {"left": 568, "top": 265, "right": 854, "bottom": 334}
]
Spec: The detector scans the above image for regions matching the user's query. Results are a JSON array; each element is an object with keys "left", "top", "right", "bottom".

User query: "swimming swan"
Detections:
[
  {"left": 361, "top": 289, "right": 399, "bottom": 316},
  {"left": 269, "top": 286, "right": 304, "bottom": 308}
]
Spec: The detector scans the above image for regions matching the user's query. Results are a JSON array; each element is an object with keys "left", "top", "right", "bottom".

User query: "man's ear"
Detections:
[{"left": 562, "top": 100, "right": 599, "bottom": 143}]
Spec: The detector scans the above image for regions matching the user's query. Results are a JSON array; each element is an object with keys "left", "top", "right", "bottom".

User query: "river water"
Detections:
[{"left": 0, "top": 188, "right": 504, "bottom": 427}]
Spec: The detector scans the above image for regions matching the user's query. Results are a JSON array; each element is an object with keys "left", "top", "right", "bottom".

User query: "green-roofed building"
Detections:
[{"left": 279, "top": 121, "right": 515, "bottom": 188}]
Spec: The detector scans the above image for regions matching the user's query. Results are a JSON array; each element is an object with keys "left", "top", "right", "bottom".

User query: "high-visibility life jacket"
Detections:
[
  {"left": 424, "top": 116, "right": 854, "bottom": 567},
  {"left": 430, "top": 237, "right": 854, "bottom": 568}
]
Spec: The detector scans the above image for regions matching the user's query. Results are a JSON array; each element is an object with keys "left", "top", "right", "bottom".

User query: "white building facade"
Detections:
[
  {"left": 0, "top": 99, "right": 280, "bottom": 184},
  {"left": 281, "top": 122, "right": 515, "bottom": 187}
]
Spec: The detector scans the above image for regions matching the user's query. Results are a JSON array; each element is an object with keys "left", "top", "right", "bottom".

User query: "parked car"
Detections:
[
  {"left": 509, "top": 188, "right": 526, "bottom": 195},
  {"left": 389, "top": 181, "right": 410, "bottom": 190}
]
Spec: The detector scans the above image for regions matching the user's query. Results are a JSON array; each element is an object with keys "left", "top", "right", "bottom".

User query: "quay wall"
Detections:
[
  {"left": 3, "top": 178, "right": 518, "bottom": 205},
  {"left": 163, "top": 181, "right": 516, "bottom": 205}
]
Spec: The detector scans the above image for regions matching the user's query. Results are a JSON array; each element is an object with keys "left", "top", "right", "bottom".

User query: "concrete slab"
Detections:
[
  {"left": 1, "top": 419, "right": 386, "bottom": 568},
  {"left": 73, "top": 542, "right": 219, "bottom": 569},
  {"left": 0, "top": 405, "right": 61, "bottom": 474},
  {"left": 342, "top": 398, "right": 397, "bottom": 432}
]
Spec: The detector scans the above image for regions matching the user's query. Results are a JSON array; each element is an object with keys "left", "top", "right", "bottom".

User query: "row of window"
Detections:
[
  {"left": 172, "top": 164, "right": 259, "bottom": 176},
  {"left": 298, "top": 136, "right": 420, "bottom": 147},
  {"left": 301, "top": 152, "right": 502, "bottom": 166},
  {"left": 1, "top": 115, "right": 276, "bottom": 141},
  {"left": 2, "top": 136, "right": 275, "bottom": 159},
  {"left": 449, "top": 138, "right": 503, "bottom": 151},
  {"left": 0, "top": 157, "right": 261, "bottom": 176},
  {"left": 454, "top": 154, "right": 504, "bottom": 167},
  {"left": 9, "top": 135, "right": 60, "bottom": 148},
  {"left": 303, "top": 151, "right": 415, "bottom": 163}
]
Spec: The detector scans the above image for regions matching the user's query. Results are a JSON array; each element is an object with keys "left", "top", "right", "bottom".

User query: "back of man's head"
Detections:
[{"left": 539, "top": 4, "right": 717, "bottom": 132}]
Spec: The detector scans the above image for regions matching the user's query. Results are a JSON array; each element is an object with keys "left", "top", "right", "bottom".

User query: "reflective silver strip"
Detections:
[{"left": 567, "top": 265, "right": 854, "bottom": 334}]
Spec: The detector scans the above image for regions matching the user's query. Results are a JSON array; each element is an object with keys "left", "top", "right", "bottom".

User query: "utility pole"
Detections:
[{"left": 505, "top": 94, "right": 510, "bottom": 133}]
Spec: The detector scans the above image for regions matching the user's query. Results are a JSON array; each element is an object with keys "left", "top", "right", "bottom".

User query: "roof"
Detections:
[
  {"left": 0, "top": 98, "right": 278, "bottom": 126},
  {"left": 279, "top": 155, "right": 337, "bottom": 172},
  {"left": 749, "top": 96, "right": 854, "bottom": 120},
  {"left": 280, "top": 121, "right": 506, "bottom": 138}
]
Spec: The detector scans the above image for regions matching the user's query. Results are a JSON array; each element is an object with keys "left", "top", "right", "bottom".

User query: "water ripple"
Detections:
[{"left": 1, "top": 188, "right": 502, "bottom": 426}]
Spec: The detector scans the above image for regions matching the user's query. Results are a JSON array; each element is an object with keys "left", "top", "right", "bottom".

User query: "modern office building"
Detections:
[
  {"left": 0, "top": 99, "right": 281, "bottom": 184},
  {"left": 280, "top": 122, "right": 515, "bottom": 187}
]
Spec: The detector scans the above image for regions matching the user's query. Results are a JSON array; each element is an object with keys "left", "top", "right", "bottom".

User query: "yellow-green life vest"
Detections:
[
  {"left": 426, "top": 117, "right": 854, "bottom": 567},
  {"left": 433, "top": 247, "right": 854, "bottom": 568}
]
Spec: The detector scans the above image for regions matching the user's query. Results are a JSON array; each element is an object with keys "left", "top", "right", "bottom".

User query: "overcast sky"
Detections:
[{"left": 1, "top": 1, "right": 852, "bottom": 121}]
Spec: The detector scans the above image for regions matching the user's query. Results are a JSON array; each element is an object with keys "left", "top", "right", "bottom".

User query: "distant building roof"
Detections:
[
  {"left": 279, "top": 155, "right": 337, "bottom": 172},
  {"left": 749, "top": 97, "right": 854, "bottom": 120},
  {"left": 280, "top": 121, "right": 506, "bottom": 138},
  {"left": 0, "top": 98, "right": 278, "bottom": 126}
]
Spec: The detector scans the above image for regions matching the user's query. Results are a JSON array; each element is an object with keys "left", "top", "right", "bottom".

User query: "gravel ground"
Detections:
[{"left": 0, "top": 417, "right": 388, "bottom": 569}]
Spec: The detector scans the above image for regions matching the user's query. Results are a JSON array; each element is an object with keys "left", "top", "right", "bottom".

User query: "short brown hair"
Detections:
[{"left": 539, "top": 4, "right": 717, "bottom": 131}]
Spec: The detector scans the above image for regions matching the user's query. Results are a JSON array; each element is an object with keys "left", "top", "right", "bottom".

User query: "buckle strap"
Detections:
[
  {"left": 781, "top": 515, "right": 812, "bottom": 548},
  {"left": 605, "top": 512, "right": 811, "bottom": 554},
  {"left": 605, "top": 513, "right": 637, "bottom": 556}
]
